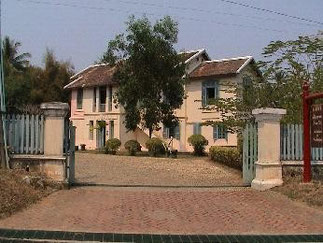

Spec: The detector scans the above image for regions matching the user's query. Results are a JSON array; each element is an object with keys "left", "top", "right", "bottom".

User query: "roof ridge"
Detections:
[
  {"left": 184, "top": 49, "right": 210, "bottom": 64},
  {"left": 178, "top": 48, "right": 205, "bottom": 54},
  {"left": 205, "top": 56, "right": 253, "bottom": 63},
  {"left": 70, "top": 63, "right": 110, "bottom": 80}
]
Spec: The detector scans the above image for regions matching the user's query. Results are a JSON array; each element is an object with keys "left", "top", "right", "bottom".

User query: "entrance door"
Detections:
[{"left": 96, "top": 121, "right": 106, "bottom": 149}]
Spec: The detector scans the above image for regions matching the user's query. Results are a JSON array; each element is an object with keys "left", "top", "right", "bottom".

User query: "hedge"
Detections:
[
  {"left": 124, "top": 140, "right": 141, "bottom": 156},
  {"left": 105, "top": 138, "right": 121, "bottom": 155},
  {"left": 187, "top": 134, "right": 208, "bottom": 156},
  {"left": 145, "top": 138, "right": 166, "bottom": 157},
  {"left": 209, "top": 146, "right": 242, "bottom": 170}
]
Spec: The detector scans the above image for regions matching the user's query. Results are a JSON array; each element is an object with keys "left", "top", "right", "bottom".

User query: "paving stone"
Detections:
[{"left": 0, "top": 187, "right": 323, "bottom": 235}]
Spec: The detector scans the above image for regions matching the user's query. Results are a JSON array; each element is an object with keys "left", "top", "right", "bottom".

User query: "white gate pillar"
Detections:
[
  {"left": 251, "top": 108, "right": 286, "bottom": 191},
  {"left": 41, "top": 102, "right": 69, "bottom": 156}
]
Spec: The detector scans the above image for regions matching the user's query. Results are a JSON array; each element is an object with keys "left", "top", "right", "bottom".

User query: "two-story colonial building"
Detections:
[{"left": 64, "top": 49, "right": 259, "bottom": 152}]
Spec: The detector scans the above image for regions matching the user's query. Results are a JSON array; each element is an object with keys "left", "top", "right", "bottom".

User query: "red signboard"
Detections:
[{"left": 311, "top": 104, "right": 323, "bottom": 148}]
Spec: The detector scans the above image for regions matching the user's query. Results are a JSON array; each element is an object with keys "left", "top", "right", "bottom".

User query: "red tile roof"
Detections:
[
  {"left": 64, "top": 53, "right": 253, "bottom": 89},
  {"left": 189, "top": 57, "right": 252, "bottom": 79},
  {"left": 65, "top": 64, "right": 117, "bottom": 89},
  {"left": 65, "top": 50, "right": 205, "bottom": 89}
]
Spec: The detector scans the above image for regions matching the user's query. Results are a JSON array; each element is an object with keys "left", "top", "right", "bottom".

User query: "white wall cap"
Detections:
[
  {"left": 252, "top": 108, "right": 287, "bottom": 116},
  {"left": 40, "top": 102, "right": 70, "bottom": 117}
]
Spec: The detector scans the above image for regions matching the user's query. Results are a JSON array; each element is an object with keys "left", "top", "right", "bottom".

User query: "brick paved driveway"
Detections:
[
  {"left": 0, "top": 187, "right": 322, "bottom": 234},
  {"left": 75, "top": 153, "right": 242, "bottom": 186}
]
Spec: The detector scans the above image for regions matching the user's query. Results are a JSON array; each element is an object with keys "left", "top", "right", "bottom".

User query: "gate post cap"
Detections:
[
  {"left": 252, "top": 108, "right": 286, "bottom": 122},
  {"left": 41, "top": 102, "right": 69, "bottom": 117}
]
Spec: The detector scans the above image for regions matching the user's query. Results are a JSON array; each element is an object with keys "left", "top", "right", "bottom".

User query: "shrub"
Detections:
[
  {"left": 188, "top": 134, "right": 208, "bottom": 156},
  {"left": 105, "top": 138, "right": 121, "bottom": 155},
  {"left": 145, "top": 138, "right": 166, "bottom": 157},
  {"left": 124, "top": 140, "right": 141, "bottom": 156},
  {"left": 209, "top": 146, "right": 242, "bottom": 170}
]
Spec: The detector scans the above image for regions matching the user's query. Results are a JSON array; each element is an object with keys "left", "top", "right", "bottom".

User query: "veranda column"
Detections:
[
  {"left": 40, "top": 102, "right": 69, "bottom": 156},
  {"left": 251, "top": 108, "right": 286, "bottom": 191}
]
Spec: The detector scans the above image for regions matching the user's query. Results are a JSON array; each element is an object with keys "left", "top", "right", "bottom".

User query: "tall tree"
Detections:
[
  {"left": 259, "top": 34, "right": 323, "bottom": 123},
  {"left": 100, "top": 16, "right": 185, "bottom": 137},
  {"left": 2, "top": 36, "right": 31, "bottom": 71},
  {"left": 37, "top": 49, "right": 74, "bottom": 103},
  {"left": 2, "top": 38, "right": 74, "bottom": 110},
  {"left": 206, "top": 33, "right": 323, "bottom": 132}
]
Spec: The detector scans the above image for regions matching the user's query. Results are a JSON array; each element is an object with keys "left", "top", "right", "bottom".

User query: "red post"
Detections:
[{"left": 302, "top": 81, "right": 311, "bottom": 183}]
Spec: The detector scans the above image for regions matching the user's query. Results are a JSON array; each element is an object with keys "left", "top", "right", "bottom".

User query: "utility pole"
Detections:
[{"left": 0, "top": 0, "right": 9, "bottom": 169}]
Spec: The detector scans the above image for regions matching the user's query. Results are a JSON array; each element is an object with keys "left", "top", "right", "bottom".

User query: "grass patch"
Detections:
[
  {"left": 0, "top": 169, "right": 60, "bottom": 219},
  {"left": 274, "top": 176, "right": 323, "bottom": 210}
]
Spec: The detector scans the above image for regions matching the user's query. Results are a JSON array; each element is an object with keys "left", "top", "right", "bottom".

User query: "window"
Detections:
[
  {"left": 99, "top": 86, "right": 106, "bottom": 112},
  {"left": 93, "top": 87, "right": 97, "bottom": 112},
  {"left": 108, "top": 86, "right": 113, "bottom": 111},
  {"left": 109, "top": 121, "right": 114, "bottom": 139},
  {"left": 193, "top": 123, "right": 201, "bottom": 135},
  {"left": 163, "top": 124, "right": 180, "bottom": 140},
  {"left": 77, "top": 88, "right": 83, "bottom": 109},
  {"left": 202, "top": 80, "right": 219, "bottom": 106},
  {"left": 243, "top": 76, "right": 252, "bottom": 88},
  {"left": 213, "top": 125, "right": 228, "bottom": 140},
  {"left": 89, "top": 120, "right": 94, "bottom": 140}
]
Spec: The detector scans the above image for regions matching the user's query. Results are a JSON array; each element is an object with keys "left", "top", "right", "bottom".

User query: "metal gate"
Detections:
[
  {"left": 242, "top": 123, "right": 258, "bottom": 185},
  {"left": 64, "top": 120, "right": 76, "bottom": 186}
]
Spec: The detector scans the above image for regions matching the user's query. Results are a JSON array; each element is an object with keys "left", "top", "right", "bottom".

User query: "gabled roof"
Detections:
[
  {"left": 189, "top": 56, "right": 254, "bottom": 79},
  {"left": 64, "top": 50, "right": 210, "bottom": 89},
  {"left": 64, "top": 64, "right": 117, "bottom": 89},
  {"left": 178, "top": 49, "right": 211, "bottom": 63},
  {"left": 64, "top": 52, "right": 256, "bottom": 89}
]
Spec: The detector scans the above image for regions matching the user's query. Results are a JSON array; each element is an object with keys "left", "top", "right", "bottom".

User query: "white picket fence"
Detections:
[
  {"left": 4, "top": 114, "right": 44, "bottom": 154},
  {"left": 281, "top": 124, "right": 323, "bottom": 162}
]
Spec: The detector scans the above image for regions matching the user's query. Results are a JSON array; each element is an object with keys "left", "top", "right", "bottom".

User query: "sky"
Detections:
[{"left": 2, "top": 0, "right": 323, "bottom": 71}]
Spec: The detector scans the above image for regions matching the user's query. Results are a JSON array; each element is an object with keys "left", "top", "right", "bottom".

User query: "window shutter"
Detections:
[
  {"left": 224, "top": 126, "right": 228, "bottom": 139},
  {"left": 215, "top": 82, "right": 220, "bottom": 99},
  {"left": 163, "top": 125, "right": 168, "bottom": 138},
  {"left": 202, "top": 82, "right": 207, "bottom": 107},
  {"left": 193, "top": 123, "right": 197, "bottom": 135},
  {"left": 198, "top": 123, "right": 202, "bottom": 135},
  {"left": 213, "top": 126, "right": 218, "bottom": 140},
  {"left": 175, "top": 124, "right": 180, "bottom": 140}
]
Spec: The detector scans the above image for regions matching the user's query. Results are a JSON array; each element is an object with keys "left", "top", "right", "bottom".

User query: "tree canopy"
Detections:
[
  {"left": 2, "top": 37, "right": 74, "bottom": 112},
  {"left": 100, "top": 16, "right": 185, "bottom": 137},
  {"left": 207, "top": 33, "right": 323, "bottom": 132}
]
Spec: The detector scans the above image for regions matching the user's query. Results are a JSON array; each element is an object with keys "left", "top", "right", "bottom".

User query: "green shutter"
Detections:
[
  {"left": 175, "top": 124, "right": 180, "bottom": 140},
  {"left": 213, "top": 126, "right": 218, "bottom": 140},
  {"left": 215, "top": 82, "right": 220, "bottom": 99},
  {"left": 202, "top": 82, "right": 207, "bottom": 107},
  {"left": 163, "top": 125, "right": 169, "bottom": 138}
]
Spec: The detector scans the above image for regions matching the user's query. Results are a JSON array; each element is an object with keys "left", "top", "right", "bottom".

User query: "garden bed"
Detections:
[
  {"left": 0, "top": 169, "right": 61, "bottom": 219},
  {"left": 274, "top": 177, "right": 323, "bottom": 211}
]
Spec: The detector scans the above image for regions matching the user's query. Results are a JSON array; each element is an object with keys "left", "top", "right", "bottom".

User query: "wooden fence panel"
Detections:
[
  {"left": 281, "top": 124, "right": 323, "bottom": 162},
  {"left": 4, "top": 113, "right": 44, "bottom": 155}
]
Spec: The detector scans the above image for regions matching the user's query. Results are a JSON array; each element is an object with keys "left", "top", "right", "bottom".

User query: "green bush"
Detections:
[
  {"left": 124, "top": 140, "right": 141, "bottom": 156},
  {"left": 145, "top": 138, "right": 166, "bottom": 157},
  {"left": 209, "top": 146, "right": 242, "bottom": 170},
  {"left": 105, "top": 138, "right": 121, "bottom": 155},
  {"left": 187, "top": 134, "right": 208, "bottom": 156}
]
